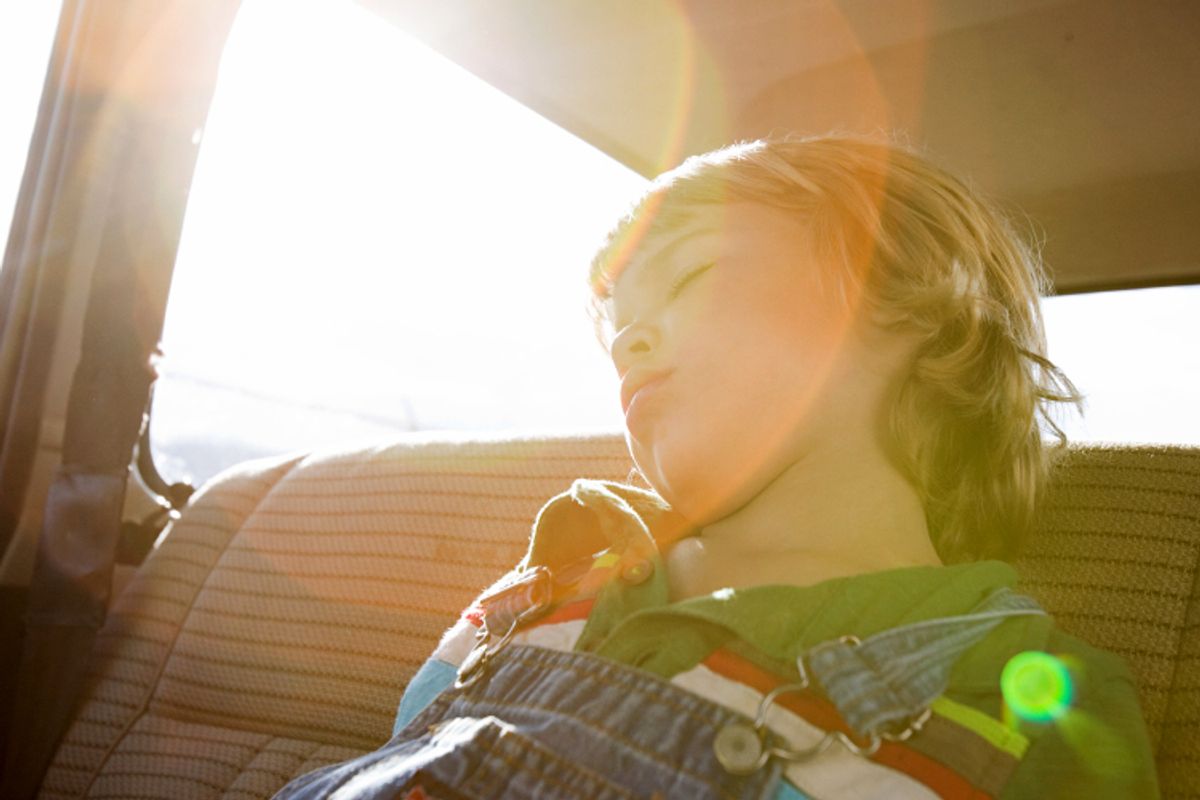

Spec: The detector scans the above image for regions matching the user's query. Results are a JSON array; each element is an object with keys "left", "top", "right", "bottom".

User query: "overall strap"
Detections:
[{"left": 806, "top": 587, "right": 1045, "bottom": 737}]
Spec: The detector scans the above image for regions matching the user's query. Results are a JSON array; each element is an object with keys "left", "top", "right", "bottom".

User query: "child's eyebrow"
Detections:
[
  {"left": 609, "top": 227, "right": 710, "bottom": 335},
  {"left": 609, "top": 226, "right": 717, "bottom": 325}
]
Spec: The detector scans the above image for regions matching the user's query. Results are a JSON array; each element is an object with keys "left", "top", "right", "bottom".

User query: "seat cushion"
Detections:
[
  {"left": 40, "top": 434, "right": 633, "bottom": 799},
  {"left": 39, "top": 436, "right": 1200, "bottom": 798}
]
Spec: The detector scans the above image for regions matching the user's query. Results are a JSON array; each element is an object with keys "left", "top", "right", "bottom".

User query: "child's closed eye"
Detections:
[{"left": 668, "top": 263, "right": 716, "bottom": 299}]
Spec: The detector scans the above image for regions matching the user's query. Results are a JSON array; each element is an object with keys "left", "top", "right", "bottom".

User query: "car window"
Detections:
[
  {"left": 1042, "top": 285, "right": 1200, "bottom": 446},
  {"left": 0, "top": 2, "right": 64, "bottom": 262},
  {"left": 150, "top": 0, "right": 1200, "bottom": 490},
  {"left": 150, "top": 0, "right": 644, "bottom": 487}
]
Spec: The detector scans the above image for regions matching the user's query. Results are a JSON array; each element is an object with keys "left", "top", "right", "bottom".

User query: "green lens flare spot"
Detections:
[{"left": 1002, "top": 651, "right": 1073, "bottom": 722}]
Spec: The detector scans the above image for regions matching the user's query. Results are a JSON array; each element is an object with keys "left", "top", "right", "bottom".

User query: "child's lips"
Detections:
[{"left": 621, "top": 369, "right": 674, "bottom": 416}]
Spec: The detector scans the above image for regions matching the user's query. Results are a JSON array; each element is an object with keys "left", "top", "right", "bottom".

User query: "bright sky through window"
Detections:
[
  {"left": 1042, "top": 285, "right": 1200, "bottom": 446},
  {"left": 153, "top": 0, "right": 645, "bottom": 484},
  {"left": 0, "top": 2, "right": 63, "bottom": 260},
  {"left": 150, "top": 0, "right": 1198, "bottom": 487}
]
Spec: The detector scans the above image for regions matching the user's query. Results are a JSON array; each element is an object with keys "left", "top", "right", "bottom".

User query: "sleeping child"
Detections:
[{"left": 274, "top": 132, "right": 1158, "bottom": 799}]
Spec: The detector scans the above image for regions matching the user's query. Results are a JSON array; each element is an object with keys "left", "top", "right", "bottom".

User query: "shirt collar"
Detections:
[
  {"left": 522, "top": 478, "right": 1019, "bottom": 665},
  {"left": 522, "top": 478, "right": 693, "bottom": 573}
]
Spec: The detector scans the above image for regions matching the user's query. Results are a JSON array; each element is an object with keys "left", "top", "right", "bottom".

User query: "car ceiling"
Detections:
[{"left": 358, "top": 0, "right": 1199, "bottom": 294}]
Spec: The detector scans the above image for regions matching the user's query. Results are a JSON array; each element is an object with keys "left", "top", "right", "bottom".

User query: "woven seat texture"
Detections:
[{"left": 37, "top": 435, "right": 1200, "bottom": 798}]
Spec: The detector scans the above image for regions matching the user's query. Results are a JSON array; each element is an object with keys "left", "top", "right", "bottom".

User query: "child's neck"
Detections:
[{"left": 664, "top": 442, "right": 941, "bottom": 601}]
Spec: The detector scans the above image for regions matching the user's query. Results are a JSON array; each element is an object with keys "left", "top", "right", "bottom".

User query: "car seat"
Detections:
[{"left": 35, "top": 434, "right": 1200, "bottom": 798}]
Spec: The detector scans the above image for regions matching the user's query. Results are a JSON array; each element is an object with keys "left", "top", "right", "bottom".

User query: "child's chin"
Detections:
[{"left": 651, "top": 474, "right": 745, "bottom": 527}]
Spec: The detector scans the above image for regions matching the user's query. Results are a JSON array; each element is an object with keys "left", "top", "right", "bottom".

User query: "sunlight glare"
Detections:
[
  {"left": 0, "top": 1, "right": 64, "bottom": 259},
  {"left": 156, "top": 0, "right": 645, "bottom": 482}
]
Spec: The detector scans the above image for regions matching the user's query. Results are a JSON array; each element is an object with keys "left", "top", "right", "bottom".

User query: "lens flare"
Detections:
[{"left": 1001, "top": 651, "right": 1073, "bottom": 722}]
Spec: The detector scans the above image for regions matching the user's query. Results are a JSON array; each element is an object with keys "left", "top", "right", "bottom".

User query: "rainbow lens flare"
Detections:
[{"left": 1001, "top": 651, "right": 1073, "bottom": 722}]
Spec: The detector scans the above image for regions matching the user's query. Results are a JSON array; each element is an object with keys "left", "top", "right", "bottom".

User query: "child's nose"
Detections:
[{"left": 611, "top": 321, "right": 662, "bottom": 375}]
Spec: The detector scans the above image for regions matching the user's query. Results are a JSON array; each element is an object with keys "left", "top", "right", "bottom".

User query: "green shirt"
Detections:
[{"left": 521, "top": 478, "right": 1160, "bottom": 798}]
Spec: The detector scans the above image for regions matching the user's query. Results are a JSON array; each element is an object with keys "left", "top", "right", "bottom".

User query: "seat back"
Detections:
[
  {"left": 39, "top": 436, "right": 1200, "bottom": 798},
  {"left": 1016, "top": 444, "right": 1200, "bottom": 797}
]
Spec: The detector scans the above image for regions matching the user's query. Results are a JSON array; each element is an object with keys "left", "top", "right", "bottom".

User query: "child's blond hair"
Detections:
[{"left": 588, "top": 132, "right": 1082, "bottom": 562}]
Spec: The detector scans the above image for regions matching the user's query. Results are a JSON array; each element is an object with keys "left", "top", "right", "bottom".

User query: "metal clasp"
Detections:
[
  {"left": 714, "top": 633, "right": 932, "bottom": 775},
  {"left": 455, "top": 566, "right": 552, "bottom": 689},
  {"left": 714, "top": 680, "right": 830, "bottom": 775},
  {"left": 714, "top": 656, "right": 828, "bottom": 775}
]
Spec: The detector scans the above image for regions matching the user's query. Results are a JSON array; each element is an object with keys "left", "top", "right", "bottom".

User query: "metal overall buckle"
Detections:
[
  {"left": 455, "top": 566, "right": 553, "bottom": 689},
  {"left": 712, "top": 635, "right": 932, "bottom": 775}
]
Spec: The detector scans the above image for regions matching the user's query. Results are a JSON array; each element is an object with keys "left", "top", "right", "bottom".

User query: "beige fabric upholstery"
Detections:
[
  {"left": 39, "top": 435, "right": 1200, "bottom": 799},
  {"left": 40, "top": 435, "right": 633, "bottom": 799},
  {"left": 1015, "top": 445, "right": 1200, "bottom": 798}
]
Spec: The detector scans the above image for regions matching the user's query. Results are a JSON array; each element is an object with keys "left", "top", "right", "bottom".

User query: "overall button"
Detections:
[
  {"left": 714, "top": 720, "right": 766, "bottom": 775},
  {"left": 620, "top": 559, "right": 654, "bottom": 585}
]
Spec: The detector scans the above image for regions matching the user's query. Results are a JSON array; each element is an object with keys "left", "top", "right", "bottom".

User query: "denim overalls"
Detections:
[
  {"left": 277, "top": 643, "right": 787, "bottom": 799},
  {"left": 275, "top": 585, "right": 1041, "bottom": 798},
  {"left": 272, "top": 480, "right": 1045, "bottom": 799}
]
